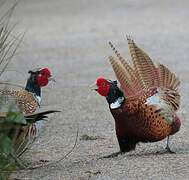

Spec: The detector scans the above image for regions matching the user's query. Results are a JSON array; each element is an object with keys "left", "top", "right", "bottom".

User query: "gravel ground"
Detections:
[{"left": 5, "top": 0, "right": 189, "bottom": 179}]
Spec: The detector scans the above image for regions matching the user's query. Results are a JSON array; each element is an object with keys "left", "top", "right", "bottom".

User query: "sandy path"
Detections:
[{"left": 7, "top": 0, "right": 189, "bottom": 179}]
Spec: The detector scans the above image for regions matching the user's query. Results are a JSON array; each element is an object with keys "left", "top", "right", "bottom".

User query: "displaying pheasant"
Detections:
[
  {"left": 0, "top": 67, "right": 58, "bottom": 157},
  {"left": 92, "top": 37, "right": 181, "bottom": 156}
]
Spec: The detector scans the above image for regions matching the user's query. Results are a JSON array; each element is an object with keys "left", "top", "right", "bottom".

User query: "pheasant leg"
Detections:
[
  {"left": 165, "top": 136, "right": 175, "bottom": 154},
  {"left": 101, "top": 151, "right": 124, "bottom": 158}
]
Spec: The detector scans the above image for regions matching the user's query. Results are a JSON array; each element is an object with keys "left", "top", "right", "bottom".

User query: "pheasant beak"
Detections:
[
  {"left": 90, "top": 84, "right": 98, "bottom": 91},
  {"left": 49, "top": 77, "right": 56, "bottom": 82}
]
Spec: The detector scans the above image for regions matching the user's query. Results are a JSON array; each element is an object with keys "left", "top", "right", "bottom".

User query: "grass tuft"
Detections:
[{"left": 0, "top": 1, "right": 25, "bottom": 179}]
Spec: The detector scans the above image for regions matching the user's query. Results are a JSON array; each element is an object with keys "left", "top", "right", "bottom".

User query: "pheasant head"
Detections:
[
  {"left": 91, "top": 76, "right": 111, "bottom": 96},
  {"left": 25, "top": 67, "right": 54, "bottom": 97},
  {"left": 92, "top": 76, "right": 124, "bottom": 109}
]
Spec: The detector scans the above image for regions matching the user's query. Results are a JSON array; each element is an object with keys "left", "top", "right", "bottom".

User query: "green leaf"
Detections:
[
  {"left": 0, "top": 134, "right": 12, "bottom": 155},
  {"left": 6, "top": 111, "right": 26, "bottom": 125},
  {"left": 0, "top": 173, "right": 9, "bottom": 180},
  {"left": 0, "top": 1, "right": 24, "bottom": 178}
]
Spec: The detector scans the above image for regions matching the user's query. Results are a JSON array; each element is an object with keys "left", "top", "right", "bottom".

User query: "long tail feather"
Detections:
[{"left": 25, "top": 110, "right": 61, "bottom": 123}]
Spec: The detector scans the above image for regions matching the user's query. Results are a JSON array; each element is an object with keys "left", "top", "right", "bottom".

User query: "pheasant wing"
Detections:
[{"left": 127, "top": 37, "right": 159, "bottom": 90}]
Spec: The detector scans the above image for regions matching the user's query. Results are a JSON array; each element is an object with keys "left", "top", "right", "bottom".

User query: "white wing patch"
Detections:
[
  {"left": 145, "top": 90, "right": 174, "bottom": 124},
  {"left": 145, "top": 93, "right": 164, "bottom": 107}
]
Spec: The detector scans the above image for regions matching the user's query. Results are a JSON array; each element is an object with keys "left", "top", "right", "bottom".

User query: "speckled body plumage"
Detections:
[
  {"left": 110, "top": 87, "right": 180, "bottom": 152},
  {"left": 0, "top": 89, "right": 39, "bottom": 114}
]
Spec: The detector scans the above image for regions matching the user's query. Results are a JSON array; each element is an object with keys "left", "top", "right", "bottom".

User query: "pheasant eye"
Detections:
[
  {"left": 40, "top": 71, "right": 46, "bottom": 76},
  {"left": 101, "top": 82, "right": 106, "bottom": 86}
]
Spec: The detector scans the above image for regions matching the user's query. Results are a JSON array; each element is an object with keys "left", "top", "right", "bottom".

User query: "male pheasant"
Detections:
[
  {"left": 0, "top": 67, "right": 54, "bottom": 114},
  {"left": 0, "top": 67, "right": 58, "bottom": 157},
  {"left": 92, "top": 38, "right": 181, "bottom": 157}
]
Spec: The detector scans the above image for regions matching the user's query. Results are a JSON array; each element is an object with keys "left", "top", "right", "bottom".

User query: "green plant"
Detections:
[{"left": 0, "top": 1, "right": 23, "bottom": 179}]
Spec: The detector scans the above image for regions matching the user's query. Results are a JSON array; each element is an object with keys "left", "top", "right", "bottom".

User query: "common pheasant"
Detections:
[
  {"left": 0, "top": 67, "right": 54, "bottom": 114},
  {"left": 0, "top": 67, "right": 57, "bottom": 157},
  {"left": 92, "top": 37, "right": 181, "bottom": 157}
]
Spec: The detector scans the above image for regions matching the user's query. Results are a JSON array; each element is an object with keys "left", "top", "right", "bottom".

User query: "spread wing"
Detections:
[{"left": 108, "top": 37, "right": 180, "bottom": 111}]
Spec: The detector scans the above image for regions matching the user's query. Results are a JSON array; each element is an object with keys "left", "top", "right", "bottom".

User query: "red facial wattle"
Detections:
[
  {"left": 97, "top": 85, "right": 110, "bottom": 96},
  {"left": 37, "top": 75, "right": 49, "bottom": 87},
  {"left": 96, "top": 77, "right": 111, "bottom": 97},
  {"left": 36, "top": 68, "right": 52, "bottom": 87}
]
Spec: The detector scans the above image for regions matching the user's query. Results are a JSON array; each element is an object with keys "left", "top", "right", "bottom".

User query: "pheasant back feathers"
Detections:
[{"left": 0, "top": 89, "right": 39, "bottom": 114}]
